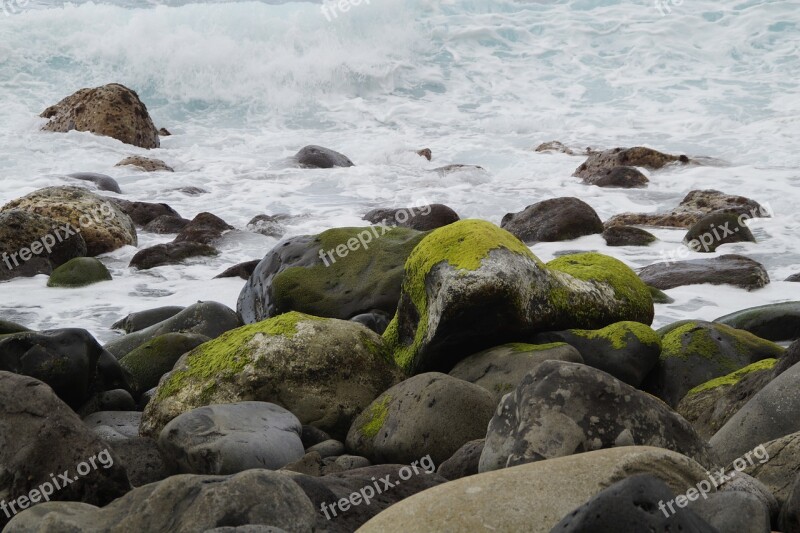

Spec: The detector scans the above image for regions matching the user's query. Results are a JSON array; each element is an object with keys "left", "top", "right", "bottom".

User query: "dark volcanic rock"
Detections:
[
  {"left": 111, "top": 306, "right": 186, "bottom": 333},
  {"left": 363, "top": 203, "right": 460, "bottom": 231},
  {"left": 684, "top": 211, "right": 756, "bottom": 252},
  {"left": 215, "top": 260, "right": 261, "bottom": 280},
  {"left": 602, "top": 225, "right": 657, "bottom": 246},
  {"left": 67, "top": 172, "right": 122, "bottom": 193},
  {"left": 247, "top": 214, "right": 287, "bottom": 238},
  {"left": 174, "top": 212, "right": 234, "bottom": 245},
  {"left": 500, "top": 197, "right": 603, "bottom": 243},
  {"left": 142, "top": 214, "right": 191, "bottom": 234},
  {"left": 295, "top": 145, "right": 354, "bottom": 168},
  {"left": 713, "top": 302, "right": 800, "bottom": 342},
  {"left": 437, "top": 439, "right": 485, "bottom": 480},
  {"left": 129, "top": 241, "right": 218, "bottom": 270},
  {"left": 582, "top": 166, "right": 649, "bottom": 188},
  {"left": 573, "top": 146, "right": 688, "bottom": 179},
  {"left": 40, "top": 83, "right": 160, "bottom": 149},
  {"left": 106, "top": 197, "right": 180, "bottom": 226},
  {"left": 119, "top": 332, "right": 210, "bottom": 396},
  {"left": 638, "top": 254, "right": 770, "bottom": 291}
]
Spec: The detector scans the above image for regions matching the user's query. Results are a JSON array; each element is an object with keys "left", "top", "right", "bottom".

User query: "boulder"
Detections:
[
  {"left": 40, "top": 83, "right": 159, "bottom": 149},
  {"left": 294, "top": 145, "right": 354, "bottom": 168},
  {"left": 77, "top": 389, "right": 137, "bottom": 417},
  {"left": 689, "top": 491, "right": 771, "bottom": 533},
  {"left": 602, "top": 225, "right": 656, "bottom": 246},
  {"left": 643, "top": 320, "right": 783, "bottom": 407},
  {"left": 106, "top": 198, "right": 180, "bottom": 226},
  {"left": 780, "top": 472, "right": 800, "bottom": 533},
  {"left": 383, "top": 220, "right": 654, "bottom": 374},
  {"left": 140, "top": 313, "right": 403, "bottom": 440},
  {"left": 683, "top": 211, "right": 756, "bottom": 252},
  {"left": 738, "top": 432, "right": 800, "bottom": 507},
  {"left": 66, "top": 172, "right": 122, "bottom": 193},
  {"left": 129, "top": 241, "right": 218, "bottom": 270},
  {"left": 214, "top": 260, "right": 261, "bottom": 280},
  {"left": 47, "top": 257, "right": 111, "bottom": 287},
  {"left": 500, "top": 197, "right": 603, "bottom": 243},
  {"left": 143, "top": 214, "right": 191, "bottom": 233},
  {"left": 573, "top": 146, "right": 688, "bottom": 179},
  {"left": 345, "top": 373, "right": 496, "bottom": 466},
  {"left": 115, "top": 156, "right": 173, "bottom": 172},
  {"left": 158, "top": 402, "right": 305, "bottom": 474},
  {"left": 479, "top": 361, "right": 715, "bottom": 473},
  {"left": 638, "top": 254, "right": 770, "bottom": 291},
  {"left": 714, "top": 302, "right": 800, "bottom": 342},
  {"left": 581, "top": 166, "right": 649, "bottom": 188},
  {"left": 107, "top": 436, "right": 169, "bottom": 487},
  {"left": 83, "top": 411, "right": 141, "bottom": 442},
  {"left": 363, "top": 204, "right": 460, "bottom": 231},
  {"left": 437, "top": 439, "right": 485, "bottom": 480},
  {"left": 118, "top": 332, "right": 210, "bottom": 396},
  {"left": 247, "top": 214, "right": 287, "bottom": 238},
  {"left": 349, "top": 310, "right": 391, "bottom": 335},
  {"left": 237, "top": 226, "right": 426, "bottom": 323},
  {"left": 1, "top": 186, "right": 137, "bottom": 256},
  {"left": 111, "top": 306, "right": 185, "bottom": 333},
  {"left": 174, "top": 212, "right": 234, "bottom": 245}
]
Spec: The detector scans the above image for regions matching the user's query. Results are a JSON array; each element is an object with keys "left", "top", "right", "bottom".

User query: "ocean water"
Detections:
[{"left": 0, "top": 0, "right": 799, "bottom": 342}]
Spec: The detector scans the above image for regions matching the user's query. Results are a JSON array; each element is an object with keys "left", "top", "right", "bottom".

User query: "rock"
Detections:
[
  {"left": 0, "top": 372, "right": 131, "bottom": 530},
  {"left": 573, "top": 146, "right": 688, "bottom": 179},
  {"left": 158, "top": 402, "right": 305, "bottom": 475},
  {"left": 237, "top": 226, "right": 426, "bottom": 324},
  {"left": 346, "top": 373, "right": 496, "bottom": 466},
  {"left": 437, "top": 439, "right": 485, "bottom": 480},
  {"left": 294, "top": 145, "right": 354, "bottom": 168},
  {"left": 111, "top": 306, "right": 185, "bottom": 333},
  {"left": 128, "top": 241, "right": 218, "bottom": 270},
  {"left": 358, "top": 446, "right": 715, "bottom": 533},
  {"left": 448, "top": 342, "right": 583, "bottom": 403},
  {"left": 174, "top": 212, "right": 234, "bottom": 245},
  {"left": 534, "top": 140, "right": 584, "bottom": 155},
  {"left": 142, "top": 214, "right": 191, "bottom": 233},
  {"left": 349, "top": 310, "right": 391, "bottom": 335},
  {"left": 40, "top": 83, "right": 159, "bottom": 149},
  {"left": 602, "top": 225, "right": 657, "bottom": 246},
  {"left": 5, "top": 469, "right": 315, "bottom": 532},
  {"left": 714, "top": 302, "right": 800, "bottom": 342},
  {"left": 140, "top": 313, "right": 403, "bottom": 440},
  {"left": 281, "top": 451, "right": 373, "bottom": 477},
  {"left": 103, "top": 301, "right": 241, "bottom": 359},
  {"left": 301, "top": 425, "right": 331, "bottom": 448},
  {"left": 780, "top": 472, "right": 800, "bottom": 533},
  {"left": 384, "top": 220, "right": 654, "bottom": 374},
  {"left": 500, "top": 197, "right": 603, "bottom": 243},
  {"left": 83, "top": 411, "right": 142, "bottom": 442},
  {"left": 0, "top": 209, "right": 87, "bottom": 281},
  {"left": 684, "top": 211, "right": 756, "bottom": 252},
  {"left": 46, "top": 257, "right": 111, "bottom": 287},
  {"left": 581, "top": 166, "right": 649, "bottom": 188},
  {"left": 158, "top": 127, "right": 171, "bottom": 136},
  {"left": 1, "top": 186, "right": 137, "bottom": 256},
  {"left": 0, "top": 319, "right": 29, "bottom": 334},
  {"left": 677, "top": 359, "right": 778, "bottom": 440},
  {"left": 214, "top": 260, "right": 261, "bottom": 280},
  {"left": 739, "top": 432, "right": 800, "bottom": 508},
  {"left": 108, "top": 436, "right": 169, "bottom": 487},
  {"left": 711, "top": 360, "right": 800, "bottom": 464},
  {"left": 0, "top": 329, "right": 131, "bottom": 410},
  {"left": 115, "top": 156, "right": 173, "bottom": 172},
  {"left": 431, "top": 164, "right": 485, "bottom": 175},
  {"left": 77, "top": 389, "right": 137, "bottom": 417},
  {"left": 638, "top": 254, "right": 770, "bottom": 291},
  {"left": 788, "top": 273, "right": 800, "bottom": 282},
  {"left": 247, "top": 215, "right": 287, "bottom": 238},
  {"left": 307, "top": 439, "right": 345, "bottom": 458},
  {"left": 531, "top": 321, "right": 661, "bottom": 387},
  {"left": 649, "top": 285, "right": 674, "bottom": 303},
  {"left": 643, "top": 320, "right": 783, "bottom": 407},
  {"left": 171, "top": 186, "right": 208, "bottom": 196},
  {"left": 66, "top": 172, "right": 122, "bottom": 193},
  {"left": 689, "top": 490, "right": 771, "bottom": 533},
  {"left": 363, "top": 204, "right": 460, "bottom": 231},
  {"left": 479, "top": 361, "right": 715, "bottom": 473},
  {"left": 119, "top": 332, "right": 210, "bottom": 396},
  {"left": 106, "top": 198, "right": 181, "bottom": 226},
  {"left": 718, "top": 473, "right": 779, "bottom": 523},
  {"left": 551, "top": 474, "right": 718, "bottom": 533},
  {"left": 606, "top": 189, "right": 770, "bottom": 228},
  {"left": 416, "top": 148, "right": 432, "bottom": 160}
]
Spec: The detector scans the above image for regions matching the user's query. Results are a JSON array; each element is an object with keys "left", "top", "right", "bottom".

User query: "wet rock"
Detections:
[
  {"left": 363, "top": 204, "right": 460, "bottom": 231},
  {"left": 602, "top": 225, "right": 656, "bottom": 246},
  {"left": 581, "top": 166, "right": 649, "bottom": 188},
  {"left": 649, "top": 285, "right": 675, "bottom": 303},
  {"left": 214, "top": 260, "right": 261, "bottom": 280},
  {"left": 174, "top": 212, "right": 234, "bottom": 245},
  {"left": 638, "top": 254, "right": 770, "bottom": 291},
  {"left": 0, "top": 319, "right": 29, "bottom": 334},
  {"left": 787, "top": 273, "right": 800, "bottom": 282},
  {"left": 479, "top": 361, "right": 715, "bottom": 473},
  {"left": 247, "top": 214, "right": 287, "bottom": 238},
  {"left": 349, "top": 310, "right": 391, "bottom": 335},
  {"left": 714, "top": 302, "right": 800, "bottom": 342},
  {"left": 431, "top": 164, "right": 485, "bottom": 175},
  {"left": 606, "top": 189, "right": 769, "bottom": 228},
  {"left": 2, "top": 186, "right": 137, "bottom": 256},
  {"left": 690, "top": 490, "right": 771, "bottom": 533},
  {"left": 111, "top": 306, "right": 185, "bottom": 333},
  {"left": 106, "top": 197, "right": 181, "bottom": 226},
  {"left": 739, "top": 432, "right": 800, "bottom": 508},
  {"left": 67, "top": 172, "right": 122, "bottom": 193},
  {"left": 40, "top": 83, "right": 160, "bottom": 149},
  {"left": 780, "top": 472, "right": 800, "bottom": 533},
  {"left": 295, "top": 145, "right": 354, "bottom": 168},
  {"left": 119, "top": 332, "right": 210, "bottom": 396},
  {"left": 140, "top": 313, "right": 402, "bottom": 440},
  {"left": 158, "top": 127, "right": 171, "bottom": 136},
  {"left": 77, "top": 389, "right": 137, "bottom": 417},
  {"left": 143, "top": 215, "right": 190, "bottom": 234},
  {"left": 47, "top": 257, "right": 111, "bottom": 287},
  {"left": 171, "top": 186, "right": 208, "bottom": 196},
  {"left": 684, "top": 211, "right": 756, "bottom": 253},
  {"left": 115, "top": 156, "right": 173, "bottom": 172},
  {"left": 534, "top": 140, "right": 588, "bottom": 155},
  {"left": 573, "top": 146, "right": 688, "bottom": 179},
  {"left": 437, "top": 439, "right": 484, "bottom": 480},
  {"left": 346, "top": 373, "right": 496, "bottom": 466},
  {"left": 416, "top": 148, "right": 432, "bottom": 160},
  {"left": 500, "top": 197, "right": 603, "bottom": 243},
  {"left": 128, "top": 241, "right": 218, "bottom": 270},
  {"left": 158, "top": 402, "right": 305, "bottom": 474}
]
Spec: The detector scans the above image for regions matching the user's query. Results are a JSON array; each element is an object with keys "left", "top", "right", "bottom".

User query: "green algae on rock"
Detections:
[
  {"left": 140, "top": 312, "right": 403, "bottom": 440},
  {"left": 47, "top": 257, "right": 112, "bottom": 288}
]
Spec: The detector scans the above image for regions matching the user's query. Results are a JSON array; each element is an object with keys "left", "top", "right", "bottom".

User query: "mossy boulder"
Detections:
[
  {"left": 47, "top": 257, "right": 112, "bottom": 287},
  {"left": 714, "top": 301, "right": 800, "bottom": 342},
  {"left": 384, "top": 220, "right": 654, "bottom": 374},
  {"left": 677, "top": 359, "right": 777, "bottom": 440},
  {"left": 641, "top": 320, "right": 784, "bottom": 408},
  {"left": 237, "top": 226, "right": 426, "bottom": 323},
  {"left": 449, "top": 342, "right": 583, "bottom": 404},
  {"left": 140, "top": 312, "right": 403, "bottom": 440},
  {"left": 119, "top": 332, "right": 210, "bottom": 397},
  {"left": 345, "top": 372, "right": 496, "bottom": 466},
  {"left": 531, "top": 321, "right": 661, "bottom": 387}
]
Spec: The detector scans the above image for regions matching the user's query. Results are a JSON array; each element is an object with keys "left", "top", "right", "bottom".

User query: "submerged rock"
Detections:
[
  {"left": 129, "top": 241, "right": 218, "bottom": 270},
  {"left": 106, "top": 198, "right": 181, "bottom": 227},
  {"left": 602, "top": 225, "right": 656, "bottom": 246},
  {"left": 142, "top": 214, "right": 191, "bottom": 233},
  {"left": 40, "top": 83, "right": 160, "bottom": 149},
  {"left": 115, "top": 155, "right": 174, "bottom": 172},
  {"left": 500, "top": 197, "right": 603, "bottom": 243},
  {"left": 714, "top": 301, "right": 800, "bottom": 342},
  {"left": 294, "top": 145, "right": 354, "bottom": 168},
  {"left": 214, "top": 259, "right": 261, "bottom": 280},
  {"left": 363, "top": 204, "right": 460, "bottom": 231},
  {"left": 638, "top": 254, "right": 770, "bottom": 291},
  {"left": 67, "top": 172, "right": 122, "bottom": 193},
  {"left": 683, "top": 211, "right": 756, "bottom": 252},
  {"left": 573, "top": 146, "right": 688, "bottom": 179},
  {"left": 174, "top": 212, "right": 234, "bottom": 245},
  {"left": 247, "top": 214, "right": 288, "bottom": 238},
  {"left": 581, "top": 166, "right": 649, "bottom": 188},
  {"left": 47, "top": 257, "right": 111, "bottom": 287}
]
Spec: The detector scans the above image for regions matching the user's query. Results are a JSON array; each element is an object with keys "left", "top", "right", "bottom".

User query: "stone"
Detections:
[
  {"left": 106, "top": 198, "right": 180, "bottom": 226},
  {"left": 500, "top": 197, "right": 603, "bottom": 243},
  {"left": 247, "top": 214, "right": 288, "bottom": 238},
  {"left": 115, "top": 156, "right": 173, "bottom": 172},
  {"left": 119, "top": 332, "right": 210, "bottom": 396},
  {"left": 581, "top": 166, "right": 649, "bottom": 188},
  {"left": 638, "top": 254, "right": 770, "bottom": 291},
  {"left": 780, "top": 472, "right": 800, "bottom": 533},
  {"left": 690, "top": 490, "right": 771, "bottom": 533},
  {"left": 684, "top": 211, "right": 756, "bottom": 252},
  {"left": 47, "top": 257, "right": 111, "bottom": 287},
  {"left": 573, "top": 146, "right": 688, "bottom": 179},
  {"left": 77, "top": 389, "right": 137, "bottom": 417},
  {"left": 602, "top": 225, "right": 657, "bottom": 246},
  {"left": 214, "top": 260, "right": 261, "bottom": 280},
  {"left": 142, "top": 214, "right": 191, "bottom": 233},
  {"left": 437, "top": 439, "right": 484, "bottom": 480},
  {"left": 108, "top": 436, "right": 169, "bottom": 487},
  {"left": 111, "top": 306, "right": 185, "bottom": 333},
  {"left": 66, "top": 172, "right": 122, "bottom": 193},
  {"left": 295, "top": 145, "right": 354, "bottom": 168},
  {"left": 363, "top": 204, "right": 460, "bottom": 231},
  {"left": 714, "top": 302, "right": 800, "bottom": 342},
  {"left": 83, "top": 411, "right": 141, "bottom": 442},
  {"left": 349, "top": 310, "right": 391, "bottom": 335},
  {"left": 128, "top": 241, "right": 219, "bottom": 270},
  {"left": 174, "top": 212, "right": 234, "bottom": 245}
]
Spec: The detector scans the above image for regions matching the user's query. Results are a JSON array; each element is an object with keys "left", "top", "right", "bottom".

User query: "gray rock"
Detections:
[
  {"left": 500, "top": 197, "right": 603, "bottom": 243},
  {"left": 129, "top": 241, "right": 218, "bottom": 270},
  {"left": 174, "top": 212, "right": 234, "bottom": 245},
  {"left": 83, "top": 411, "right": 141, "bottom": 442},
  {"left": 119, "top": 332, "right": 211, "bottom": 396},
  {"left": 363, "top": 204, "right": 460, "bottom": 231},
  {"left": 684, "top": 211, "right": 756, "bottom": 252},
  {"left": 714, "top": 301, "right": 800, "bottom": 342},
  {"left": 111, "top": 306, "right": 186, "bottom": 333},
  {"left": 718, "top": 472, "right": 779, "bottom": 523},
  {"left": 307, "top": 439, "right": 345, "bottom": 458},
  {"left": 158, "top": 402, "right": 305, "bottom": 475},
  {"left": 106, "top": 198, "right": 180, "bottom": 227},
  {"left": 295, "top": 145, "right": 354, "bottom": 168},
  {"left": 108, "top": 436, "right": 169, "bottom": 487},
  {"left": 143, "top": 214, "right": 191, "bottom": 233},
  {"left": 689, "top": 490, "right": 770, "bottom": 533},
  {"left": 437, "top": 439, "right": 484, "bottom": 480},
  {"left": 66, "top": 172, "right": 122, "bottom": 194},
  {"left": 638, "top": 254, "right": 770, "bottom": 291},
  {"left": 581, "top": 165, "right": 649, "bottom": 188},
  {"left": 780, "top": 472, "right": 800, "bottom": 533},
  {"left": 77, "top": 388, "right": 137, "bottom": 417},
  {"left": 573, "top": 146, "right": 687, "bottom": 179},
  {"left": 214, "top": 260, "right": 260, "bottom": 280},
  {"left": 741, "top": 431, "right": 800, "bottom": 507},
  {"left": 602, "top": 225, "right": 657, "bottom": 246}
]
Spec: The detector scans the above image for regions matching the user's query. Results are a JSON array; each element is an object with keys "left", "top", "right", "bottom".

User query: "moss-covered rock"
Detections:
[
  {"left": 237, "top": 226, "right": 427, "bottom": 323},
  {"left": 714, "top": 301, "right": 800, "bottom": 342},
  {"left": 648, "top": 285, "right": 674, "bottom": 304},
  {"left": 140, "top": 312, "right": 403, "bottom": 440},
  {"left": 384, "top": 220, "right": 654, "bottom": 374},
  {"left": 119, "top": 332, "right": 210, "bottom": 396},
  {"left": 47, "top": 257, "right": 112, "bottom": 287},
  {"left": 532, "top": 321, "right": 661, "bottom": 387},
  {"left": 642, "top": 320, "right": 784, "bottom": 407},
  {"left": 0, "top": 320, "right": 30, "bottom": 335}
]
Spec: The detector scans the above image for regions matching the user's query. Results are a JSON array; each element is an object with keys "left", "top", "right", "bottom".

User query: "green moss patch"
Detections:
[
  {"left": 360, "top": 394, "right": 392, "bottom": 439},
  {"left": 506, "top": 342, "right": 568, "bottom": 353},
  {"left": 570, "top": 321, "right": 659, "bottom": 350},
  {"left": 688, "top": 358, "right": 777, "bottom": 395}
]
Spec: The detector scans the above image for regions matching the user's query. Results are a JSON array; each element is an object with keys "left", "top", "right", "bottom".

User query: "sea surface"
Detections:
[{"left": 1, "top": 0, "right": 799, "bottom": 342}]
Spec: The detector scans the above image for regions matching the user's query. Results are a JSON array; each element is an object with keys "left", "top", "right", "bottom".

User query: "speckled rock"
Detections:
[{"left": 115, "top": 156, "right": 174, "bottom": 172}]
